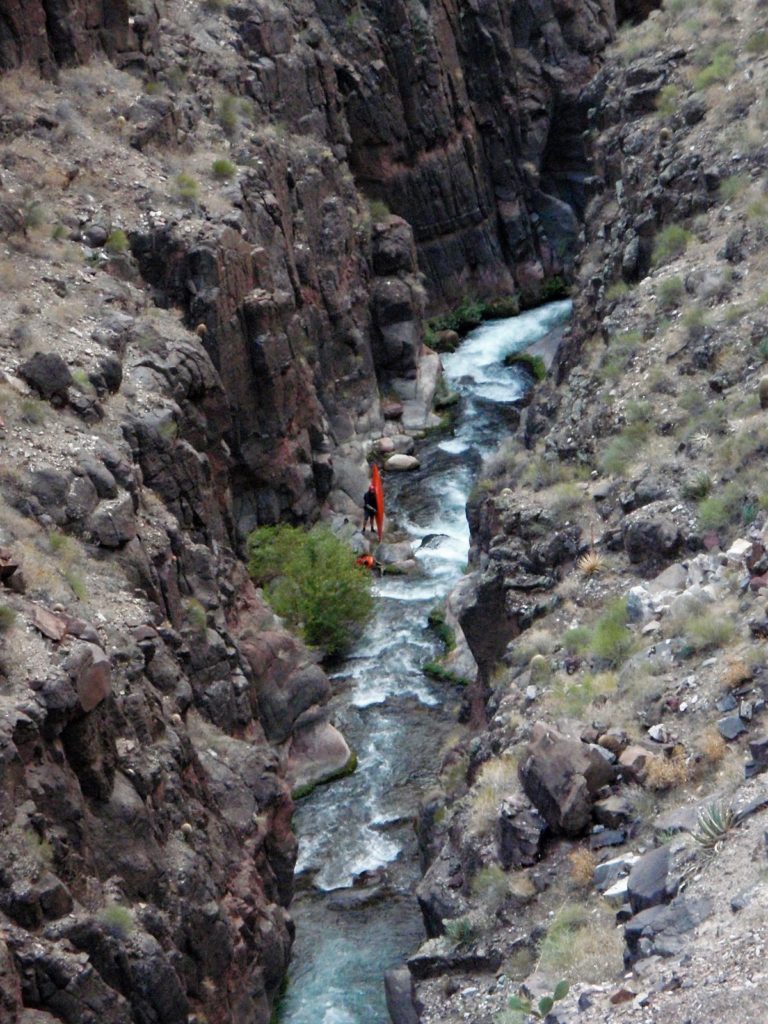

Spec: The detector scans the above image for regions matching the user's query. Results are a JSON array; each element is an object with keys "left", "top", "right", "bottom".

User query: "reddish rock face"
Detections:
[{"left": 0, "top": 0, "right": 143, "bottom": 73}]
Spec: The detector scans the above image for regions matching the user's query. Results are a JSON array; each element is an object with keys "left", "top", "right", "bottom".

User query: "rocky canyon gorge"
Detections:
[{"left": 4, "top": 0, "right": 768, "bottom": 1023}]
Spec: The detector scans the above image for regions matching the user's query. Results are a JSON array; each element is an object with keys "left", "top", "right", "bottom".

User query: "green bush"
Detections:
[
  {"left": 430, "top": 296, "right": 488, "bottom": 336},
  {"left": 368, "top": 198, "right": 391, "bottom": 221},
  {"left": 563, "top": 626, "right": 591, "bottom": 656},
  {"left": 176, "top": 172, "right": 199, "bottom": 204},
  {"left": 217, "top": 94, "right": 238, "bottom": 136},
  {"left": 248, "top": 525, "right": 373, "bottom": 656},
  {"left": 655, "top": 84, "right": 681, "bottom": 117},
  {"left": 605, "top": 280, "right": 630, "bottom": 302},
  {"left": 598, "top": 420, "right": 650, "bottom": 475},
  {"left": 591, "top": 598, "right": 634, "bottom": 667},
  {"left": 652, "top": 224, "right": 693, "bottom": 266},
  {"left": 697, "top": 483, "right": 743, "bottom": 530},
  {"left": 98, "top": 904, "right": 134, "bottom": 938},
  {"left": 693, "top": 48, "right": 735, "bottom": 90},
  {"left": 0, "top": 604, "right": 16, "bottom": 633},
  {"left": 657, "top": 276, "right": 684, "bottom": 309},
  {"left": 746, "top": 30, "right": 768, "bottom": 55},
  {"left": 104, "top": 228, "right": 129, "bottom": 255},
  {"left": 211, "top": 158, "right": 236, "bottom": 180},
  {"left": 719, "top": 174, "right": 750, "bottom": 203},
  {"left": 443, "top": 916, "right": 476, "bottom": 945}
]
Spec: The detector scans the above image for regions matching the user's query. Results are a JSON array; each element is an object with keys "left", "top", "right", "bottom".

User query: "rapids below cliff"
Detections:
[{"left": 276, "top": 300, "right": 572, "bottom": 1024}]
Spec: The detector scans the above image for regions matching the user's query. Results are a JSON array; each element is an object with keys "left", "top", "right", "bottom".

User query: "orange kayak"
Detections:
[{"left": 371, "top": 464, "right": 384, "bottom": 541}]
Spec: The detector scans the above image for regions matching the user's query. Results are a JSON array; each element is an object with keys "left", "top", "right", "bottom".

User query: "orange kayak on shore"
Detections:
[{"left": 371, "top": 464, "right": 384, "bottom": 542}]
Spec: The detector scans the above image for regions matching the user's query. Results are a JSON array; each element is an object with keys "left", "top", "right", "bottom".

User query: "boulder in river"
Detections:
[{"left": 385, "top": 454, "right": 420, "bottom": 471}]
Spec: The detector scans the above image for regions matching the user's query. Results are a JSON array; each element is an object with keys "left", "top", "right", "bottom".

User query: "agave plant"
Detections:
[
  {"left": 577, "top": 550, "right": 605, "bottom": 576},
  {"left": 692, "top": 802, "right": 735, "bottom": 848}
]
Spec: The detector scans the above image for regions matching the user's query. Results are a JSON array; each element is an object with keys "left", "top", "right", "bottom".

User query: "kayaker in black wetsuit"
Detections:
[{"left": 362, "top": 483, "right": 378, "bottom": 533}]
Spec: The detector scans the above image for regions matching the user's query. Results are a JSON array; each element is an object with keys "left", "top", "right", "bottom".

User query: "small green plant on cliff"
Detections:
[
  {"left": 693, "top": 46, "right": 735, "bottom": 90},
  {"left": 657, "top": 275, "right": 684, "bottom": 310},
  {"left": 443, "top": 916, "right": 477, "bottom": 946},
  {"left": 652, "top": 224, "right": 693, "bottom": 266},
  {"left": 604, "top": 280, "right": 630, "bottom": 302},
  {"left": 368, "top": 198, "right": 391, "bottom": 221},
  {"left": 693, "top": 801, "right": 736, "bottom": 848},
  {"left": 104, "top": 229, "right": 129, "bottom": 255},
  {"left": 0, "top": 604, "right": 16, "bottom": 633},
  {"left": 508, "top": 980, "right": 569, "bottom": 1021},
  {"left": 746, "top": 30, "right": 768, "bottom": 55},
  {"left": 537, "top": 902, "right": 622, "bottom": 980},
  {"left": 697, "top": 481, "right": 744, "bottom": 531},
  {"left": 211, "top": 158, "right": 236, "bottom": 180},
  {"left": 655, "top": 83, "right": 681, "bottom": 117},
  {"left": 98, "top": 904, "right": 134, "bottom": 939},
  {"left": 428, "top": 607, "right": 456, "bottom": 652},
  {"left": 719, "top": 174, "right": 750, "bottom": 203},
  {"left": 216, "top": 94, "right": 238, "bottom": 137},
  {"left": 248, "top": 524, "right": 373, "bottom": 656},
  {"left": 176, "top": 172, "right": 199, "bottom": 204},
  {"left": 590, "top": 598, "right": 634, "bottom": 667},
  {"left": 429, "top": 295, "right": 487, "bottom": 336}
]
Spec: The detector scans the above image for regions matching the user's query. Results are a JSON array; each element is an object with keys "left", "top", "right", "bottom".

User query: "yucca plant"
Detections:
[
  {"left": 577, "top": 550, "right": 605, "bottom": 576},
  {"left": 693, "top": 802, "right": 735, "bottom": 848}
]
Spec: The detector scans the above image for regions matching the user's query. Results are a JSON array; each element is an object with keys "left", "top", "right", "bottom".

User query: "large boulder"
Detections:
[
  {"left": 519, "top": 723, "right": 616, "bottom": 836},
  {"left": 19, "top": 352, "right": 73, "bottom": 401}
]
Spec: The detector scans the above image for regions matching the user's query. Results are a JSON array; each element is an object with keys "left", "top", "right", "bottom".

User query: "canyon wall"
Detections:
[{"left": 0, "top": 0, "right": 623, "bottom": 1021}]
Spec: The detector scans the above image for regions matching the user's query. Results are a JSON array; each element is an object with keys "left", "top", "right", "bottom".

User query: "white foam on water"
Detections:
[{"left": 437, "top": 436, "right": 469, "bottom": 454}]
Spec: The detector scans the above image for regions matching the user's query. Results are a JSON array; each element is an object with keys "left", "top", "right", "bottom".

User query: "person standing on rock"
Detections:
[{"left": 362, "top": 481, "right": 378, "bottom": 533}]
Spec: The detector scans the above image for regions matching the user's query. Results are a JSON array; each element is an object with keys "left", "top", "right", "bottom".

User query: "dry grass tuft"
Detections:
[
  {"left": 568, "top": 847, "right": 598, "bottom": 888},
  {"left": 537, "top": 902, "right": 624, "bottom": 982},
  {"left": 722, "top": 657, "right": 752, "bottom": 690},
  {"left": 466, "top": 755, "right": 519, "bottom": 837},
  {"left": 645, "top": 747, "right": 688, "bottom": 791},
  {"left": 696, "top": 728, "right": 727, "bottom": 767}
]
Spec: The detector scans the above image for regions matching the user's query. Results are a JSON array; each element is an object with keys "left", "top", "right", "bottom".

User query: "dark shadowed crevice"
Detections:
[{"left": 615, "top": 0, "right": 663, "bottom": 25}]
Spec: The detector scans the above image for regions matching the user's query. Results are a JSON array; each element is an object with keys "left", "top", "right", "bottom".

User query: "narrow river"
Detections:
[{"left": 276, "top": 300, "right": 572, "bottom": 1024}]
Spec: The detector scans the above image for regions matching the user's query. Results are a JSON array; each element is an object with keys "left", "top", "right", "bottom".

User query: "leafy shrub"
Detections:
[
  {"left": 217, "top": 94, "right": 238, "bottom": 136},
  {"left": 719, "top": 174, "right": 750, "bottom": 203},
  {"left": 430, "top": 296, "right": 488, "bottom": 336},
  {"left": 0, "top": 604, "right": 16, "bottom": 632},
  {"left": 508, "top": 981, "right": 569, "bottom": 1021},
  {"left": 51, "top": 223, "right": 67, "bottom": 241},
  {"left": 550, "top": 671, "right": 618, "bottom": 716},
  {"left": 176, "top": 172, "right": 199, "bottom": 203},
  {"left": 537, "top": 903, "right": 622, "bottom": 980},
  {"left": 679, "top": 606, "right": 735, "bottom": 653},
  {"left": 693, "top": 47, "right": 735, "bottom": 90},
  {"left": 590, "top": 598, "right": 634, "bottom": 667},
  {"left": 657, "top": 275, "right": 685, "bottom": 309},
  {"left": 247, "top": 525, "right": 373, "bottom": 656},
  {"left": 443, "top": 916, "right": 477, "bottom": 945},
  {"left": 746, "top": 30, "right": 768, "bottom": 55},
  {"left": 598, "top": 329, "right": 643, "bottom": 381},
  {"left": 697, "top": 482, "right": 743, "bottom": 530},
  {"left": 598, "top": 418, "right": 650, "bottom": 475},
  {"left": 655, "top": 83, "right": 681, "bottom": 117},
  {"left": 605, "top": 280, "right": 630, "bottom": 302},
  {"left": 563, "top": 626, "right": 591, "bottom": 656},
  {"left": 368, "top": 198, "right": 391, "bottom": 221},
  {"left": 504, "top": 351, "right": 547, "bottom": 380},
  {"left": 682, "top": 472, "right": 712, "bottom": 500},
  {"left": 470, "top": 865, "right": 510, "bottom": 909},
  {"left": 211, "top": 158, "right": 236, "bottom": 180},
  {"left": 428, "top": 607, "right": 456, "bottom": 651},
  {"left": 19, "top": 398, "right": 47, "bottom": 425},
  {"left": 652, "top": 224, "right": 693, "bottom": 266},
  {"left": 98, "top": 904, "right": 134, "bottom": 938},
  {"left": 104, "top": 228, "right": 129, "bottom": 255}
]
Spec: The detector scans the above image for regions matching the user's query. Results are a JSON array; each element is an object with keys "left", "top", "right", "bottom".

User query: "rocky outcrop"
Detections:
[{"left": 0, "top": 0, "right": 156, "bottom": 74}]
